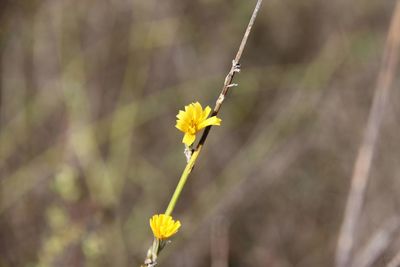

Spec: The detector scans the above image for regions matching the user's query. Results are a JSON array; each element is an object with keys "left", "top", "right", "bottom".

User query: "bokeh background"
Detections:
[{"left": 1, "top": 0, "right": 400, "bottom": 266}]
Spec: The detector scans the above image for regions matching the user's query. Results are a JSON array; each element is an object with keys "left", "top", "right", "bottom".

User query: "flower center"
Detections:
[{"left": 188, "top": 120, "right": 197, "bottom": 134}]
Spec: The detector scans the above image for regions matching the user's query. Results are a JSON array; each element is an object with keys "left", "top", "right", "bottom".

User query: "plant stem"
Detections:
[
  {"left": 335, "top": 1, "right": 400, "bottom": 267},
  {"left": 165, "top": 145, "right": 203, "bottom": 216},
  {"left": 142, "top": 0, "right": 263, "bottom": 265},
  {"left": 165, "top": 0, "right": 264, "bottom": 216},
  {"left": 197, "top": 0, "right": 263, "bottom": 149}
]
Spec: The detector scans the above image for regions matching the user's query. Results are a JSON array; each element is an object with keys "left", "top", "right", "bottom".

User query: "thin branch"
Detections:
[
  {"left": 210, "top": 216, "right": 230, "bottom": 267},
  {"left": 335, "top": 2, "right": 400, "bottom": 267},
  {"left": 197, "top": 0, "right": 263, "bottom": 148},
  {"left": 142, "top": 1, "right": 263, "bottom": 266},
  {"left": 166, "top": 0, "right": 263, "bottom": 218},
  {"left": 387, "top": 249, "right": 400, "bottom": 267},
  {"left": 351, "top": 217, "right": 400, "bottom": 267}
]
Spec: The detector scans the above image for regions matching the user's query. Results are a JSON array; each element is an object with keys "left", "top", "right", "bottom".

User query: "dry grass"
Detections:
[{"left": 0, "top": 0, "right": 399, "bottom": 266}]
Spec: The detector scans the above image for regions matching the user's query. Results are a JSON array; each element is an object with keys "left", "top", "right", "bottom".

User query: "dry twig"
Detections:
[
  {"left": 387, "top": 250, "right": 400, "bottom": 267},
  {"left": 141, "top": 1, "right": 263, "bottom": 266},
  {"left": 351, "top": 217, "right": 400, "bottom": 267},
  {"left": 335, "top": 2, "right": 400, "bottom": 267}
]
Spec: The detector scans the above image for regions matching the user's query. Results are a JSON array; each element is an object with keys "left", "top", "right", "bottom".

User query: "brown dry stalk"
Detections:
[
  {"left": 142, "top": 1, "right": 263, "bottom": 266},
  {"left": 387, "top": 250, "right": 400, "bottom": 267},
  {"left": 351, "top": 217, "right": 400, "bottom": 267},
  {"left": 335, "top": 1, "right": 400, "bottom": 267},
  {"left": 197, "top": 0, "right": 263, "bottom": 148}
]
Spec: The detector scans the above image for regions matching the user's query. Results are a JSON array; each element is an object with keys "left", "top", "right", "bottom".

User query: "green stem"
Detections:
[{"left": 165, "top": 145, "right": 203, "bottom": 216}]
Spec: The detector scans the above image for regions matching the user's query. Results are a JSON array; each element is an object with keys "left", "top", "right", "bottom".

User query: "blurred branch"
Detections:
[
  {"left": 163, "top": 135, "right": 306, "bottom": 266},
  {"left": 335, "top": 2, "right": 400, "bottom": 267},
  {"left": 0, "top": 144, "right": 63, "bottom": 214},
  {"left": 211, "top": 216, "right": 230, "bottom": 267},
  {"left": 162, "top": 33, "right": 349, "bottom": 265},
  {"left": 351, "top": 217, "right": 400, "bottom": 267},
  {"left": 0, "top": 75, "right": 218, "bottom": 215},
  {"left": 387, "top": 250, "right": 400, "bottom": 267}
]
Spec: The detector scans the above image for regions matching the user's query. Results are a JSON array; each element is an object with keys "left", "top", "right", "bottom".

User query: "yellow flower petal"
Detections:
[
  {"left": 150, "top": 214, "right": 181, "bottom": 240},
  {"left": 193, "top": 102, "right": 202, "bottom": 121},
  {"left": 198, "top": 116, "right": 221, "bottom": 129},
  {"left": 175, "top": 120, "right": 188, "bottom": 132},
  {"left": 184, "top": 104, "right": 194, "bottom": 119},
  {"left": 201, "top": 106, "right": 212, "bottom": 121},
  {"left": 175, "top": 102, "right": 221, "bottom": 145},
  {"left": 176, "top": 110, "right": 187, "bottom": 121},
  {"left": 182, "top": 133, "right": 196, "bottom": 146}
]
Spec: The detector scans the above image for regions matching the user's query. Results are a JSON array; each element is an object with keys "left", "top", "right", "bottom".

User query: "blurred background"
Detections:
[{"left": 1, "top": 0, "right": 400, "bottom": 266}]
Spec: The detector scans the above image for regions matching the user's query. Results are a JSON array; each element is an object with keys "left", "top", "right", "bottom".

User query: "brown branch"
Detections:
[
  {"left": 197, "top": 0, "right": 263, "bottom": 148},
  {"left": 210, "top": 216, "right": 230, "bottom": 267},
  {"left": 335, "top": 2, "right": 400, "bottom": 267},
  {"left": 386, "top": 249, "right": 400, "bottom": 267},
  {"left": 351, "top": 217, "right": 400, "bottom": 267},
  {"left": 142, "top": 1, "right": 263, "bottom": 266}
]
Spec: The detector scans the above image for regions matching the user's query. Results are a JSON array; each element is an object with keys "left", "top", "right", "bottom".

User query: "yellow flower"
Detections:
[
  {"left": 175, "top": 102, "right": 222, "bottom": 146},
  {"left": 149, "top": 214, "right": 181, "bottom": 240}
]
